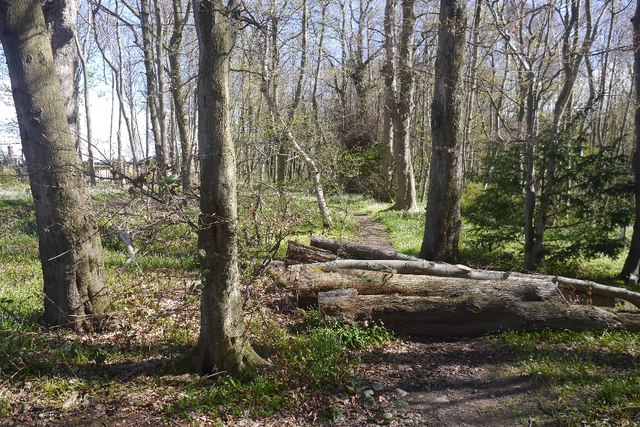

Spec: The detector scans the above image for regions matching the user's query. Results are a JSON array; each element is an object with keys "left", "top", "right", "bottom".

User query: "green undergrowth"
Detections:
[
  {"left": 167, "top": 310, "right": 395, "bottom": 420},
  {"left": 369, "top": 201, "right": 627, "bottom": 284},
  {"left": 495, "top": 330, "right": 640, "bottom": 425},
  {"left": 0, "top": 174, "right": 396, "bottom": 422}
]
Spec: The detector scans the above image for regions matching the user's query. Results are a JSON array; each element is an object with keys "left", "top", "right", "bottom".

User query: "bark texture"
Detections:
[
  {"left": 622, "top": 0, "right": 640, "bottom": 284},
  {"left": 141, "top": 0, "right": 169, "bottom": 175},
  {"left": 318, "top": 291, "right": 640, "bottom": 337},
  {"left": 310, "top": 236, "right": 419, "bottom": 261},
  {"left": 195, "top": 0, "right": 263, "bottom": 375},
  {"left": 42, "top": 0, "right": 78, "bottom": 134},
  {"left": 169, "top": 0, "right": 193, "bottom": 190},
  {"left": 284, "top": 266, "right": 559, "bottom": 306},
  {"left": 421, "top": 0, "right": 466, "bottom": 262},
  {"left": 0, "top": 0, "right": 108, "bottom": 329},
  {"left": 391, "top": 0, "right": 418, "bottom": 212},
  {"left": 285, "top": 241, "right": 338, "bottom": 265}
]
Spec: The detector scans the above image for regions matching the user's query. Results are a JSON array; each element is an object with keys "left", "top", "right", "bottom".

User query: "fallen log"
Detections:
[
  {"left": 284, "top": 266, "right": 559, "bottom": 306},
  {"left": 311, "top": 260, "right": 640, "bottom": 308},
  {"left": 285, "top": 241, "right": 338, "bottom": 265},
  {"left": 310, "top": 237, "right": 420, "bottom": 261},
  {"left": 318, "top": 289, "right": 640, "bottom": 337}
]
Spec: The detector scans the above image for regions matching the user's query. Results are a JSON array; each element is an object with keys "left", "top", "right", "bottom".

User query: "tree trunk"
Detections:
[
  {"left": 285, "top": 267, "right": 560, "bottom": 306},
  {"left": 318, "top": 290, "right": 640, "bottom": 337},
  {"left": 310, "top": 236, "right": 419, "bottom": 261},
  {"left": 285, "top": 241, "right": 338, "bottom": 265},
  {"left": 420, "top": 0, "right": 466, "bottom": 262},
  {"left": 76, "top": 33, "right": 96, "bottom": 186},
  {"left": 141, "top": 0, "right": 168, "bottom": 176},
  {"left": 43, "top": 0, "right": 79, "bottom": 149},
  {"left": 391, "top": 0, "right": 418, "bottom": 212},
  {"left": 461, "top": 0, "right": 482, "bottom": 179},
  {"left": 168, "top": 0, "right": 193, "bottom": 190},
  {"left": 194, "top": 0, "right": 264, "bottom": 375},
  {"left": 154, "top": 0, "right": 171, "bottom": 172},
  {"left": 306, "top": 258, "right": 640, "bottom": 307},
  {"left": 622, "top": 0, "right": 640, "bottom": 284},
  {"left": 0, "top": 0, "right": 108, "bottom": 329},
  {"left": 531, "top": 0, "right": 598, "bottom": 270},
  {"left": 381, "top": 0, "right": 397, "bottom": 203}
]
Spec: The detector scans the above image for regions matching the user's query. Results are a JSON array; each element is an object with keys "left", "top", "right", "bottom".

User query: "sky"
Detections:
[
  {"left": 0, "top": 76, "right": 134, "bottom": 165},
  {"left": 0, "top": 72, "right": 131, "bottom": 164}
]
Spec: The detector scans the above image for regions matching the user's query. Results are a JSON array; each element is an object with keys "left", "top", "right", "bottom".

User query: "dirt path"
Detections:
[
  {"left": 354, "top": 214, "right": 395, "bottom": 251},
  {"left": 343, "top": 215, "right": 550, "bottom": 426}
]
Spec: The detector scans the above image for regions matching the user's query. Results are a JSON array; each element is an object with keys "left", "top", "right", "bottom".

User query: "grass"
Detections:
[
  {"left": 495, "top": 330, "right": 640, "bottom": 425},
  {"left": 1, "top": 168, "right": 640, "bottom": 424},
  {"left": 0, "top": 172, "right": 399, "bottom": 424}
]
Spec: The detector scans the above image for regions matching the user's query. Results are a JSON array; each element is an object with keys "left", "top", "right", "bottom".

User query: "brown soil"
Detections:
[
  {"left": 354, "top": 214, "right": 395, "bottom": 251},
  {"left": 338, "top": 215, "right": 553, "bottom": 426}
]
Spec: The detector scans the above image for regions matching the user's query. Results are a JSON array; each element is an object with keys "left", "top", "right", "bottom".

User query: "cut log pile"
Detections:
[{"left": 277, "top": 238, "right": 640, "bottom": 337}]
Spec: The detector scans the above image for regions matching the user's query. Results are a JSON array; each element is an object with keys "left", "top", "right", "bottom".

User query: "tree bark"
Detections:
[
  {"left": 530, "top": 0, "right": 599, "bottom": 271},
  {"left": 318, "top": 290, "right": 640, "bottom": 337},
  {"left": 308, "top": 259, "right": 640, "bottom": 308},
  {"left": 42, "top": 0, "right": 79, "bottom": 148},
  {"left": 285, "top": 241, "right": 338, "bottom": 265},
  {"left": 310, "top": 236, "right": 419, "bottom": 261},
  {"left": 622, "top": 0, "right": 640, "bottom": 284},
  {"left": 194, "top": 0, "right": 264, "bottom": 375},
  {"left": 421, "top": 0, "right": 466, "bottom": 262},
  {"left": 285, "top": 267, "right": 560, "bottom": 306},
  {"left": 381, "top": 0, "right": 397, "bottom": 203},
  {"left": 75, "top": 33, "right": 96, "bottom": 185},
  {"left": 168, "top": 0, "right": 193, "bottom": 190},
  {"left": 141, "top": 0, "right": 169, "bottom": 176},
  {"left": 391, "top": 0, "right": 418, "bottom": 212},
  {"left": 0, "top": 0, "right": 109, "bottom": 329}
]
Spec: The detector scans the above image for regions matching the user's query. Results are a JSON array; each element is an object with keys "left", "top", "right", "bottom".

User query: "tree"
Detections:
[
  {"left": 0, "top": 0, "right": 109, "bottom": 329},
  {"left": 168, "top": 0, "right": 194, "bottom": 190},
  {"left": 43, "top": 0, "right": 80, "bottom": 152},
  {"left": 420, "top": 0, "right": 466, "bottom": 261},
  {"left": 622, "top": 0, "right": 640, "bottom": 284},
  {"left": 194, "top": 0, "right": 264, "bottom": 374},
  {"left": 390, "top": 0, "right": 418, "bottom": 212}
]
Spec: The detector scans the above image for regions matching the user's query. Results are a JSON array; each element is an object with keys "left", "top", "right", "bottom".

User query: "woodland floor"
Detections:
[
  {"left": 330, "top": 215, "right": 554, "bottom": 426},
  {"left": 0, "top": 211, "right": 617, "bottom": 426}
]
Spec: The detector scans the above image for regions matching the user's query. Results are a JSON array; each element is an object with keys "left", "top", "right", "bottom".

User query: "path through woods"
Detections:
[{"left": 337, "top": 214, "right": 551, "bottom": 426}]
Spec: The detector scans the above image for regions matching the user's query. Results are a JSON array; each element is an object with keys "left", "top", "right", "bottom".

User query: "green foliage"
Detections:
[
  {"left": 283, "top": 327, "right": 353, "bottom": 391},
  {"left": 464, "top": 128, "right": 633, "bottom": 268},
  {"left": 372, "top": 209, "right": 423, "bottom": 256},
  {"left": 169, "top": 376, "right": 287, "bottom": 419},
  {"left": 337, "top": 144, "right": 391, "bottom": 200},
  {"left": 167, "top": 312, "right": 395, "bottom": 419}
]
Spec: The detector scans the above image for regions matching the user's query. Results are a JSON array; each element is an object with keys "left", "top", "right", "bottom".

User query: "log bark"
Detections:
[
  {"left": 310, "top": 237, "right": 419, "bottom": 261},
  {"left": 311, "top": 259, "right": 640, "bottom": 308},
  {"left": 284, "top": 266, "right": 559, "bottom": 306},
  {"left": 318, "top": 289, "right": 640, "bottom": 337},
  {"left": 285, "top": 241, "right": 338, "bottom": 265}
]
